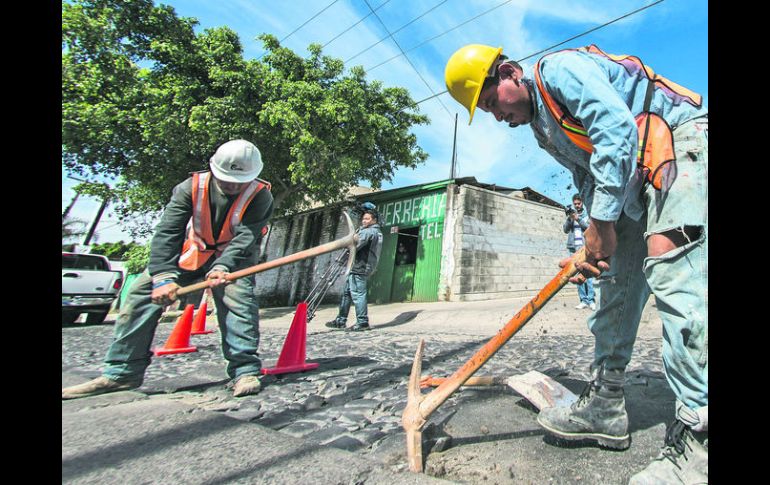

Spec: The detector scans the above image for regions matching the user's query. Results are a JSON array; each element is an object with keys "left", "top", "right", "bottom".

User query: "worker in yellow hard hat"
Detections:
[
  {"left": 444, "top": 43, "right": 709, "bottom": 485},
  {"left": 444, "top": 44, "right": 533, "bottom": 126}
]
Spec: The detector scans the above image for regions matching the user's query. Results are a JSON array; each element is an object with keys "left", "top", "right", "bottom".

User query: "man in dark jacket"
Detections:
[
  {"left": 325, "top": 209, "right": 383, "bottom": 331},
  {"left": 63, "top": 139, "right": 274, "bottom": 399}
]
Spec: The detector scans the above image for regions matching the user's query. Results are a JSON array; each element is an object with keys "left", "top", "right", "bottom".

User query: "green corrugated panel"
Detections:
[
  {"left": 411, "top": 220, "right": 444, "bottom": 302},
  {"left": 390, "top": 264, "right": 415, "bottom": 302},
  {"left": 116, "top": 273, "right": 141, "bottom": 309},
  {"left": 367, "top": 231, "right": 396, "bottom": 304}
]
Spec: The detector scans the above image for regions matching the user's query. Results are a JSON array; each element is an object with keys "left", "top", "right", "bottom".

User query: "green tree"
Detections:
[
  {"left": 90, "top": 241, "right": 142, "bottom": 260},
  {"left": 62, "top": 0, "right": 429, "bottom": 238},
  {"left": 123, "top": 243, "right": 151, "bottom": 274}
]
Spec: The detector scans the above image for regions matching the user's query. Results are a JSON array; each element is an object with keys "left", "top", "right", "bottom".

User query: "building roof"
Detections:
[{"left": 354, "top": 177, "right": 564, "bottom": 210}]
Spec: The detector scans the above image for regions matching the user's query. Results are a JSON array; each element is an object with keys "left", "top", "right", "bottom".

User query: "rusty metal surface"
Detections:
[{"left": 506, "top": 370, "right": 578, "bottom": 410}]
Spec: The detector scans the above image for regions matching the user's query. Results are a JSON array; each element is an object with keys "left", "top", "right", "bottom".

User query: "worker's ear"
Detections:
[{"left": 498, "top": 62, "right": 524, "bottom": 83}]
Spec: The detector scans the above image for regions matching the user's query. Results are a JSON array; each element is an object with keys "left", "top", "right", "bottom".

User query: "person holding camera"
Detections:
[{"left": 564, "top": 194, "right": 595, "bottom": 310}]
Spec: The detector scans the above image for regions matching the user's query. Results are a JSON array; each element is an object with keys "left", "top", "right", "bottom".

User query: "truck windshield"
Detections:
[{"left": 62, "top": 254, "right": 109, "bottom": 271}]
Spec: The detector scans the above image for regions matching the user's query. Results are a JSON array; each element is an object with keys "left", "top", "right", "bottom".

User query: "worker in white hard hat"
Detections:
[
  {"left": 63, "top": 139, "right": 275, "bottom": 400},
  {"left": 445, "top": 44, "right": 708, "bottom": 484}
]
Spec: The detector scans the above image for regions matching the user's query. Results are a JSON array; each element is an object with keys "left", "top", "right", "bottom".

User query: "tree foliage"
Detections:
[
  {"left": 89, "top": 240, "right": 142, "bottom": 260},
  {"left": 123, "top": 243, "right": 151, "bottom": 274},
  {"left": 62, "top": 0, "right": 430, "bottom": 234}
]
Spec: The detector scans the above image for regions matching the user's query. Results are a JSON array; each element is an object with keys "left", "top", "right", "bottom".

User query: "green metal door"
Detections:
[
  {"left": 390, "top": 264, "right": 415, "bottom": 302},
  {"left": 412, "top": 219, "right": 444, "bottom": 301}
]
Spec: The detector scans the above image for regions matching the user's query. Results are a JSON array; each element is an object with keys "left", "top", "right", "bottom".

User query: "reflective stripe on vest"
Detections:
[
  {"left": 178, "top": 172, "right": 268, "bottom": 271},
  {"left": 533, "top": 44, "right": 702, "bottom": 190}
]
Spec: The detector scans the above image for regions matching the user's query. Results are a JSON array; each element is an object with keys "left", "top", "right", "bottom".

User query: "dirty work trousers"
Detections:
[
  {"left": 588, "top": 115, "right": 708, "bottom": 431},
  {"left": 102, "top": 269, "right": 262, "bottom": 382},
  {"left": 335, "top": 273, "right": 370, "bottom": 326}
]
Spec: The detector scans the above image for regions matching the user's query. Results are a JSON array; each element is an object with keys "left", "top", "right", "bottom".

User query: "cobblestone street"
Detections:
[{"left": 63, "top": 295, "right": 670, "bottom": 484}]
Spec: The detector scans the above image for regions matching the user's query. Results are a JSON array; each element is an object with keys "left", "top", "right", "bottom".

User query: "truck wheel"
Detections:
[
  {"left": 62, "top": 311, "right": 80, "bottom": 326},
  {"left": 86, "top": 310, "right": 110, "bottom": 325}
]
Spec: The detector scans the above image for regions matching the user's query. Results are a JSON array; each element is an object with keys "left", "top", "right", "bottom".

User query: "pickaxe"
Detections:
[
  {"left": 402, "top": 247, "right": 587, "bottom": 472},
  {"left": 174, "top": 212, "right": 357, "bottom": 300}
]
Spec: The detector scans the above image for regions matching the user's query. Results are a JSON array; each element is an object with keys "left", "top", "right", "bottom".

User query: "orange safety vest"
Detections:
[
  {"left": 533, "top": 45, "right": 702, "bottom": 191},
  {"left": 178, "top": 171, "right": 271, "bottom": 271}
]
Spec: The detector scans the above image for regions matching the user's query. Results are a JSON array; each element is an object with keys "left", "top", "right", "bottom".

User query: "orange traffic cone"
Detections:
[
  {"left": 261, "top": 301, "right": 319, "bottom": 375},
  {"left": 191, "top": 302, "right": 214, "bottom": 335},
  {"left": 154, "top": 304, "right": 198, "bottom": 356}
]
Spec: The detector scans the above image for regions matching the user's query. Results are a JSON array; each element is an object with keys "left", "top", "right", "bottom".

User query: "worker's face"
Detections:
[
  {"left": 476, "top": 63, "right": 532, "bottom": 127},
  {"left": 361, "top": 213, "right": 375, "bottom": 227},
  {"left": 214, "top": 177, "right": 249, "bottom": 195}
]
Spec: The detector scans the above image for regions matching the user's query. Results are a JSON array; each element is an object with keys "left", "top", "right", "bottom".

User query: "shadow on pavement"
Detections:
[{"left": 373, "top": 311, "right": 422, "bottom": 330}]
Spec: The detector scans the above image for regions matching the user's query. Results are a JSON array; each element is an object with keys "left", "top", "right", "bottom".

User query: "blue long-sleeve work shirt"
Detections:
[{"left": 527, "top": 48, "right": 707, "bottom": 222}]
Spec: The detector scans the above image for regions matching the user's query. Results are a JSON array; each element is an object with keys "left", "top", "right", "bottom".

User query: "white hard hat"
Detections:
[{"left": 209, "top": 139, "right": 263, "bottom": 183}]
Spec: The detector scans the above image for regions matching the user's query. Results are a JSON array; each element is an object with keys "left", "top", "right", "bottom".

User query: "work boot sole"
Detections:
[{"left": 537, "top": 414, "right": 631, "bottom": 450}]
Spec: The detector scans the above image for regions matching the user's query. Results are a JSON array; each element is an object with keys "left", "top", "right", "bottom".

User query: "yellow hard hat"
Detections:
[{"left": 444, "top": 44, "right": 503, "bottom": 124}]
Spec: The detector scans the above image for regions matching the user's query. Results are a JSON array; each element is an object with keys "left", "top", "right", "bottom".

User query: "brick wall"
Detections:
[{"left": 440, "top": 184, "right": 576, "bottom": 301}]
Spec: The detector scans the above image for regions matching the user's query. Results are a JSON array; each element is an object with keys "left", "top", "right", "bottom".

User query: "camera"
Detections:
[{"left": 565, "top": 205, "right": 576, "bottom": 216}]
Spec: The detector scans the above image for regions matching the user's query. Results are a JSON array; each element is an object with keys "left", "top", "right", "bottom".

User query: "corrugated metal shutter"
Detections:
[
  {"left": 411, "top": 220, "right": 443, "bottom": 302},
  {"left": 367, "top": 231, "right": 396, "bottom": 304}
]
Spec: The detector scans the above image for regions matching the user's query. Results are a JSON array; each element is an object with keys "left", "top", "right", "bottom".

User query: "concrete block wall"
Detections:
[
  {"left": 443, "top": 184, "right": 575, "bottom": 301},
  {"left": 253, "top": 206, "right": 350, "bottom": 308}
]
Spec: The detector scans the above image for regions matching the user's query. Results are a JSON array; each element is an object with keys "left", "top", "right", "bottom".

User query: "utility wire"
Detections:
[
  {"left": 402, "top": 0, "right": 666, "bottom": 111},
  {"left": 346, "top": 0, "right": 449, "bottom": 64},
  {"left": 280, "top": 0, "right": 341, "bottom": 43},
  {"left": 516, "top": 0, "right": 665, "bottom": 63},
  {"left": 362, "top": 0, "right": 453, "bottom": 117},
  {"left": 256, "top": 0, "right": 341, "bottom": 60},
  {"left": 366, "top": 0, "right": 514, "bottom": 73},
  {"left": 322, "top": 0, "right": 393, "bottom": 48}
]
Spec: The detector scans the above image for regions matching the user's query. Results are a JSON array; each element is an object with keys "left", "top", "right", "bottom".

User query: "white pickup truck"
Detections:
[{"left": 62, "top": 252, "right": 124, "bottom": 325}]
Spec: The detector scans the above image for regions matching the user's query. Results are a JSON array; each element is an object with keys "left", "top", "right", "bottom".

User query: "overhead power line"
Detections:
[
  {"left": 322, "top": 0, "right": 394, "bottom": 48},
  {"left": 366, "top": 0, "right": 514, "bottom": 73},
  {"left": 402, "top": 0, "right": 667, "bottom": 111},
  {"left": 516, "top": 0, "right": 666, "bottom": 63},
  {"left": 256, "top": 0, "right": 341, "bottom": 60},
  {"left": 280, "top": 0, "right": 341, "bottom": 43},
  {"left": 362, "top": 0, "right": 452, "bottom": 117},
  {"left": 346, "top": 0, "right": 450, "bottom": 64}
]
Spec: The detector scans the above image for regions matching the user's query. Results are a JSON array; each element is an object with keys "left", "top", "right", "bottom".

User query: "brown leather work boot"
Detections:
[
  {"left": 62, "top": 376, "right": 143, "bottom": 400},
  {"left": 232, "top": 375, "right": 262, "bottom": 397}
]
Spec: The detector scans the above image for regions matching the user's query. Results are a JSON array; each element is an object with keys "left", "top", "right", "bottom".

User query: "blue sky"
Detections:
[{"left": 62, "top": 0, "right": 708, "bottom": 244}]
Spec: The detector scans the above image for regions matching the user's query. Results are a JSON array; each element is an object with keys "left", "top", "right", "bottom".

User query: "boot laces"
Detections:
[
  {"left": 661, "top": 420, "right": 692, "bottom": 466},
  {"left": 574, "top": 380, "right": 597, "bottom": 408}
]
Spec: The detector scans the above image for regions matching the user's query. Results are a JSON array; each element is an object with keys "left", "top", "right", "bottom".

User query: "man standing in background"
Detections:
[{"left": 564, "top": 194, "right": 595, "bottom": 310}]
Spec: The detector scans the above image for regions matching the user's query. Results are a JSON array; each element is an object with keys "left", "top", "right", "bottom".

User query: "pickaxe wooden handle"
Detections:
[
  {"left": 402, "top": 246, "right": 587, "bottom": 472},
  {"left": 419, "top": 375, "right": 506, "bottom": 388},
  {"left": 174, "top": 212, "right": 357, "bottom": 299}
]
